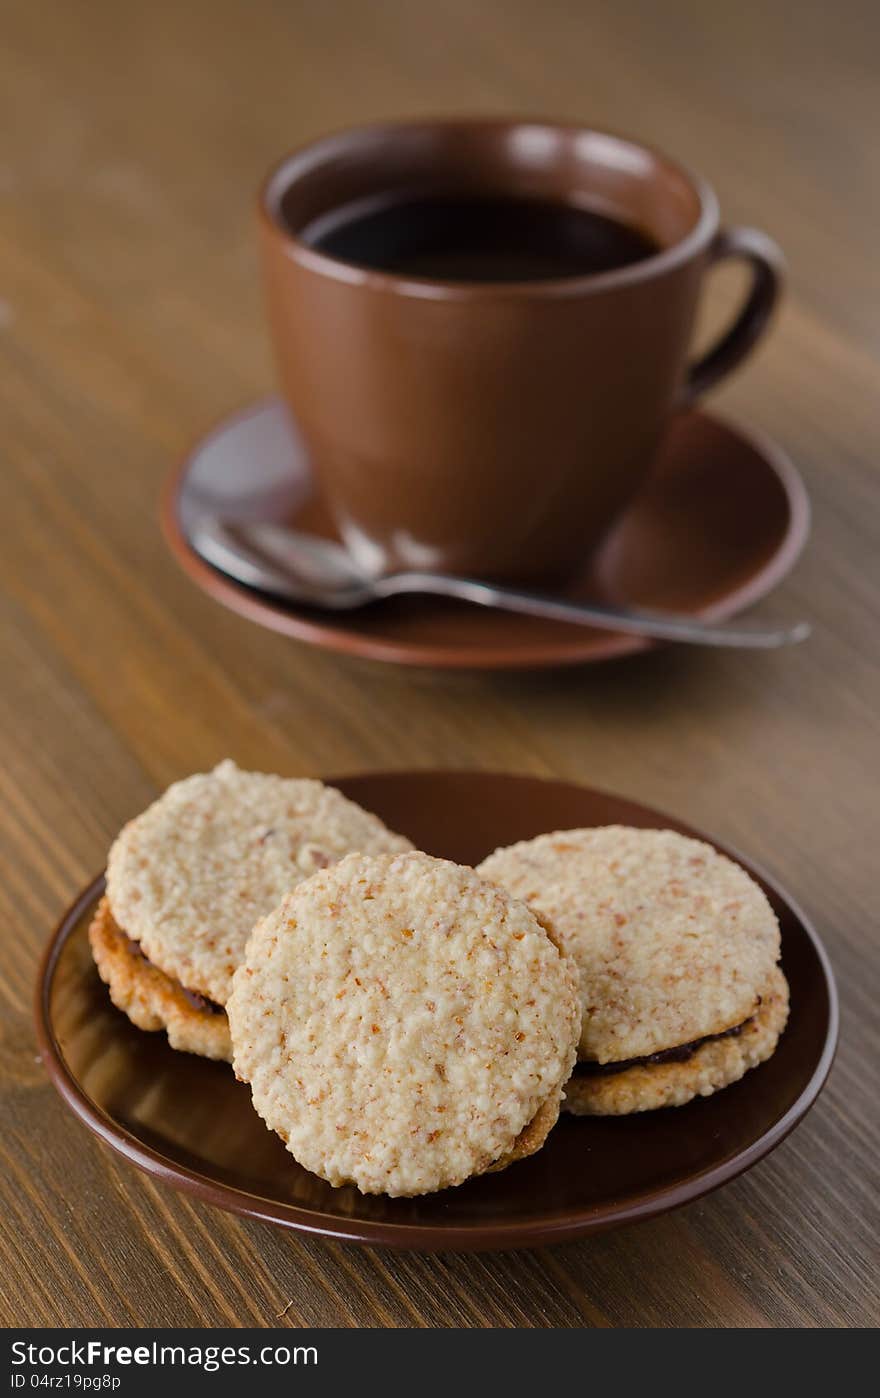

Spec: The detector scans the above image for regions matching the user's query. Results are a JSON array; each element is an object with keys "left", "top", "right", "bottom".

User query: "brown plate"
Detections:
[
  {"left": 161, "top": 400, "right": 809, "bottom": 670},
  {"left": 36, "top": 772, "right": 836, "bottom": 1251}
]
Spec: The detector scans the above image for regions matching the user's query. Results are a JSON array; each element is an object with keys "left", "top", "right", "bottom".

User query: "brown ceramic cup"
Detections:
[{"left": 259, "top": 119, "right": 783, "bottom": 583}]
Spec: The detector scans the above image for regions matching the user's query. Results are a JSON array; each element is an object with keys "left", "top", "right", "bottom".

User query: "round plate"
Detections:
[
  {"left": 162, "top": 399, "right": 810, "bottom": 670},
  {"left": 36, "top": 772, "right": 836, "bottom": 1251}
]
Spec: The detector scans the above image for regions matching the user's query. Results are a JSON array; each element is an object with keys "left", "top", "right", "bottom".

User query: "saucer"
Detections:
[
  {"left": 36, "top": 772, "right": 837, "bottom": 1251},
  {"left": 162, "top": 400, "right": 809, "bottom": 670}
]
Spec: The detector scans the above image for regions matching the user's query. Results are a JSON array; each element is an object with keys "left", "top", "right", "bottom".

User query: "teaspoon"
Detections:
[{"left": 190, "top": 517, "right": 809, "bottom": 649}]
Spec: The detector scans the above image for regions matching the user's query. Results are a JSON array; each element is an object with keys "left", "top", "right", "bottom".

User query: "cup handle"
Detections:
[{"left": 681, "top": 226, "right": 785, "bottom": 406}]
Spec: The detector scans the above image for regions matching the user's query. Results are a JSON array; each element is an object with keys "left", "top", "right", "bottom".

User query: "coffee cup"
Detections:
[{"left": 259, "top": 119, "right": 782, "bottom": 583}]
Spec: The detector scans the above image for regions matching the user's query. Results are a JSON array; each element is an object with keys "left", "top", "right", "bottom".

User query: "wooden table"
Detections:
[{"left": 1, "top": 0, "right": 877, "bottom": 1328}]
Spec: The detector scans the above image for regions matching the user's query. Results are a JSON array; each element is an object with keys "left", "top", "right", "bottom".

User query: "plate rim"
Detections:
[
  {"left": 160, "top": 399, "right": 811, "bottom": 671},
  {"left": 35, "top": 771, "right": 838, "bottom": 1251}
]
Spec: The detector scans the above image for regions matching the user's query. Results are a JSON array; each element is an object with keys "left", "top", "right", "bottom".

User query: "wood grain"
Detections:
[{"left": 1, "top": 0, "right": 877, "bottom": 1328}]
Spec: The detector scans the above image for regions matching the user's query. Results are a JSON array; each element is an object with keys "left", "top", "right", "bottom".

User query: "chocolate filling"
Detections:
[
  {"left": 122, "top": 931, "right": 226, "bottom": 1016},
  {"left": 574, "top": 1016, "right": 752, "bottom": 1078}
]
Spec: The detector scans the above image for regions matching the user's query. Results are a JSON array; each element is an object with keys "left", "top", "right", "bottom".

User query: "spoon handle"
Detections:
[{"left": 381, "top": 572, "right": 810, "bottom": 649}]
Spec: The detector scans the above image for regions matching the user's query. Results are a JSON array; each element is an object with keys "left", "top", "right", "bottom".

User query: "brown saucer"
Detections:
[
  {"left": 36, "top": 772, "right": 836, "bottom": 1251},
  {"left": 161, "top": 401, "right": 809, "bottom": 670}
]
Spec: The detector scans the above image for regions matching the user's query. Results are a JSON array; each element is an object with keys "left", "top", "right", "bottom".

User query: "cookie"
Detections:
[
  {"left": 88, "top": 897, "right": 232, "bottom": 1061},
  {"left": 478, "top": 826, "right": 788, "bottom": 1114},
  {"left": 105, "top": 760, "right": 413, "bottom": 1007},
  {"left": 227, "top": 850, "right": 579, "bottom": 1196}
]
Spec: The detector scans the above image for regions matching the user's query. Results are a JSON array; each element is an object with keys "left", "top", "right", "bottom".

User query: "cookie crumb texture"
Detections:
[
  {"left": 564, "top": 966, "right": 789, "bottom": 1114},
  {"left": 228, "top": 851, "right": 579, "bottom": 1196},
  {"left": 106, "top": 761, "right": 413, "bottom": 1005},
  {"left": 479, "top": 826, "right": 782, "bottom": 1062}
]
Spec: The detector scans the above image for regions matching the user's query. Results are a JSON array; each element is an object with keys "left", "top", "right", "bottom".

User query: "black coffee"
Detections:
[{"left": 300, "top": 192, "right": 660, "bottom": 282}]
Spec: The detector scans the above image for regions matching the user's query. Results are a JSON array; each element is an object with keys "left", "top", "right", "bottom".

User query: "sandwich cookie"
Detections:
[
  {"left": 227, "top": 851, "right": 580, "bottom": 1196},
  {"left": 91, "top": 760, "right": 412, "bottom": 1059},
  {"left": 478, "top": 827, "right": 789, "bottom": 1115}
]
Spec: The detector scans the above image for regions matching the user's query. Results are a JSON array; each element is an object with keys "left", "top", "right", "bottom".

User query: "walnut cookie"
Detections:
[
  {"left": 227, "top": 851, "right": 580, "bottom": 1196},
  {"left": 478, "top": 826, "right": 789, "bottom": 1115},
  {"left": 93, "top": 761, "right": 413, "bottom": 1057}
]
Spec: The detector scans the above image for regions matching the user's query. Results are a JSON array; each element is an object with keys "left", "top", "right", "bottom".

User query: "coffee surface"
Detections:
[{"left": 301, "top": 192, "right": 660, "bottom": 282}]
